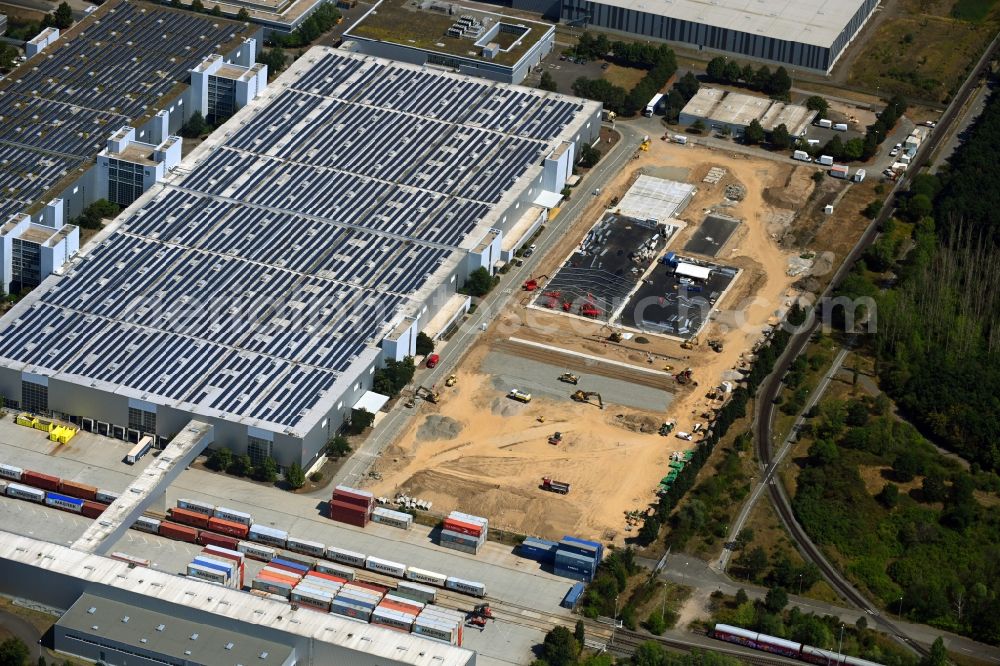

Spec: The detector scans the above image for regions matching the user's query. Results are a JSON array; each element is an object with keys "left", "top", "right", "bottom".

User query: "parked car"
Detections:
[
  {"left": 676, "top": 431, "right": 693, "bottom": 441},
  {"left": 426, "top": 354, "right": 440, "bottom": 368}
]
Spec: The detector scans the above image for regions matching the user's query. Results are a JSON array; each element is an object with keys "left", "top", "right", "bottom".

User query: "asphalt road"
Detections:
[
  {"left": 0, "top": 609, "right": 43, "bottom": 662},
  {"left": 327, "top": 123, "right": 648, "bottom": 491}
]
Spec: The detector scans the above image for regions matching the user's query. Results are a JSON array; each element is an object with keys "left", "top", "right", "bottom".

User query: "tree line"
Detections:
[
  {"left": 705, "top": 57, "right": 791, "bottom": 98},
  {"left": 569, "top": 32, "right": 677, "bottom": 117}
]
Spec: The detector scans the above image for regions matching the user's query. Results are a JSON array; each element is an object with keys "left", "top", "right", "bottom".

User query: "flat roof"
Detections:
[
  {"left": 615, "top": 175, "right": 696, "bottom": 223},
  {"left": 0, "top": 531, "right": 474, "bottom": 666},
  {"left": 59, "top": 592, "right": 294, "bottom": 666},
  {"left": 0, "top": 49, "right": 598, "bottom": 436},
  {"left": 588, "top": 0, "right": 868, "bottom": 48},
  {"left": 681, "top": 87, "right": 815, "bottom": 132},
  {"left": 346, "top": 0, "right": 553, "bottom": 67},
  {"left": 0, "top": 0, "right": 251, "bottom": 221}
]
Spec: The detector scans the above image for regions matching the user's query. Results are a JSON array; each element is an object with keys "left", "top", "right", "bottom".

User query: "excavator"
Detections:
[
  {"left": 675, "top": 368, "right": 694, "bottom": 385},
  {"left": 445, "top": 374, "right": 457, "bottom": 387},
  {"left": 571, "top": 390, "right": 604, "bottom": 409},
  {"left": 680, "top": 336, "right": 698, "bottom": 350},
  {"left": 707, "top": 338, "right": 723, "bottom": 353},
  {"left": 415, "top": 386, "right": 440, "bottom": 403}
]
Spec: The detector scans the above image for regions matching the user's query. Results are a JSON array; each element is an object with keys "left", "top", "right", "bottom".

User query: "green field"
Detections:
[{"left": 951, "top": 0, "right": 997, "bottom": 21}]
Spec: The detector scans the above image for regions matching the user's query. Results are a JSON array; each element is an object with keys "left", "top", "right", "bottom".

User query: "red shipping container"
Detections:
[
  {"left": 332, "top": 488, "right": 374, "bottom": 509},
  {"left": 329, "top": 501, "right": 369, "bottom": 527},
  {"left": 379, "top": 600, "right": 420, "bottom": 616},
  {"left": 22, "top": 470, "right": 60, "bottom": 492},
  {"left": 257, "top": 571, "right": 300, "bottom": 586},
  {"left": 306, "top": 571, "right": 347, "bottom": 585},
  {"left": 351, "top": 580, "right": 388, "bottom": 594},
  {"left": 207, "top": 516, "right": 250, "bottom": 539},
  {"left": 169, "top": 507, "right": 211, "bottom": 529},
  {"left": 202, "top": 549, "right": 246, "bottom": 588},
  {"left": 198, "top": 531, "right": 240, "bottom": 550},
  {"left": 159, "top": 521, "right": 199, "bottom": 543},
  {"left": 81, "top": 500, "right": 106, "bottom": 519},
  {"left": 59, "top": 480, "right": 98, "bottom": 501},
  {"left": 442, "top": 518, "right": 482, "bottom": 538}
]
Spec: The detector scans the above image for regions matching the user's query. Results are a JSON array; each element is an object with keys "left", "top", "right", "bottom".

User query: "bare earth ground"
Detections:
[{"left": 368, "top": 139, "right": 836, "bottom": 543}]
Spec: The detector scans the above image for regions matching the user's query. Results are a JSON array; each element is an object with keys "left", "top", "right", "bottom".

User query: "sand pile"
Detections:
[{"left": 416, "top": 415, "right": 463, "bottom": 441}]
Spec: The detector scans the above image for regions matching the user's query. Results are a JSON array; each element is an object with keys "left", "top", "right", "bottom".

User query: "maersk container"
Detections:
[
  {"left": 444, "top": 577, "right": 486, "bottom": 597},
  {"left": 0, "top": 463, "right": 22, "bottom": 481},
  {"left": 315, "top": 560, "right": 356, "bottom": 580},
  {"left": 252, "top": 577, "right": 293, "bottom": 597},
  {"left": 394, "top": 581, "right": 437, "bottom": 604},
  {"left": 519, "top": 537, "right": 558, "bottom": 562},
  {"left": 372, "top": 507, "right": 413, "bottom": 530},
  {"left": 372, "top": 607, "right": 416, "bottom": 631},
  {"left": 177, "top": 498, "right": 215, "bottom": 516},
  {"left": 193, "top": 556, "right": 235, "bottom": 580},
  {"left": 326, "top": 546, "right": 367, "bottom": 567},
  {"left": 440, "top": 529, "right": 482, "bottom": 546},
  {"left": 133, "top": 516, "right": 161, "bottom": 533},
  {"left": 237, "top": 541, "right": 276, "bottom": 561},
  {"left": 6, "top": 482, "right": 44, "bottom": 502},
  {"left": 187, "top": 563, "right": 228, "bottom": 585},
  {"left": 562, "top": 582, "right": 585, "bottom": 608},
  {"left": 286, "top": 536, "right": 326, "bottom": 558},
  {"left": 405, "top": 566, "right": 447, "bottom": 586},
  {"left": 45, "top": 491, "right": 84, "bottom": 513},
  {"left": 213, "top": 505, "right": 253, "bottom": 526},
  {"left": 248, "top": 524, "right": 288, "bottom": 547},
  {"left": 331, "top": 601, "right": 372, "bottom": 621},
  {"left": 365, "top": 555, "right": 407, "bottom": 578}
]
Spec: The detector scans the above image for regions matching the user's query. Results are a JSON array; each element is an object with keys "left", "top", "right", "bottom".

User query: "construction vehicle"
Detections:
[
  {"left": 680, "top": 335, "right": 698, "bottom": 350},
  {"left": 609, "top": 330, "right": 623, "bottom": 343},
  {"left": 445, "top": 375, "right": 457, "bottom": 387},
  {"left": 542, "top": 477, "right": 571, "bottom": 494},
  {"left": 522, "top": 275, "right": 548, "bottom": 291},
  {"left": 675, "top": 368, "right": 693, "bottom": 385},
  {"left": 467, "top": 603, "right": 494, "bottom": 629},
  {"left": 571, "top": 390, "right": 604, "bottom": 409},
  {"left": 548, "top": 432, "right": 563, "bottom": 445},
  {"left": 558, "top": 372, "right": 579, "bottom": 385},
  {"left": 640, "top": 137, "right": 651, "bottom": 151},
  {"left": 707, "top": 339, "right": 723, "bottom": 353},
  {"left": 663, "top": 364, "right": 673, "bottom": 372},
  {"left": 658, "top": 420, "right": 675, "bottom": 436},
  {"left": 415, "top": 386, "right": 440, "bottom": 403},
  {"left": 508, "top": 389, "right": 532, "bottom": 403}
]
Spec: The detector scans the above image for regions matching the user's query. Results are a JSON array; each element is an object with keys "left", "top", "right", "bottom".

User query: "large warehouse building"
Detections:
[
  {"left": 0, "top": 49, "right": 601, "bottom": 468},
  {"left": 557, "top": 0, "right": 879, "bottom": 72}
]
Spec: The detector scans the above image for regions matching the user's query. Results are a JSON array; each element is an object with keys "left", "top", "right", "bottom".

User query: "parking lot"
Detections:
[{"left": 684, "top": 214, "right": 741, "bottom": 257}]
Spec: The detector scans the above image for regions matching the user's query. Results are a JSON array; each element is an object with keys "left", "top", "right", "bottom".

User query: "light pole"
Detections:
[
  {"left": 838, "top": 623, "right": 845, "bottom": 656},
  {"left": 611, "top": 594, "right": 621, "bottom": 645},
  {"left": 798, "top": 573, "right": 803, "bottom": 596},
  {"left": 897, "top": 596, "right": 904, "bottom": 619}
]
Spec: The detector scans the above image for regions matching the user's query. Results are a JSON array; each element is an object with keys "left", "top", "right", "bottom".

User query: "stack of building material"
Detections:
[
  {"left": 413, "top": 605, "right": 464, "bottom": 646},
  {"left": 329, "top": 485, "right": 374, "bottom": 527},
  {"left": 371, "top": 506, "right": 413, "bottom": 530},
  {"left": 439, "top": 511, "right": 488, "bottom": 555},
  {"left": 186, "top": 550, "right": 241, "bottom": 589},
  {"left": 331, "top": 581, "right": 385, "bottom": 621},
  {"left": 553, "top": 536, "right": 603, "bottom": 582},
  {"left": 372, "top": 594, "right": 423, "bottom": 632},
  {"left": 252, "top": 562, "right": 304, "bottom": 597},
  {"left": 291, "top": 571, "right": 347, "bottom": 612},
  {"left": 518, "top": 536, "right": 558, "bottom": 563}
]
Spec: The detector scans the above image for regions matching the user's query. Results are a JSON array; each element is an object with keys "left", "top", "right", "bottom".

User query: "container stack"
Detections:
[
  {"left": 372, "top": 506, "right": 414, "bottom": 530},
  {"left": 553, "top": 536, "right": 603, "bottom": 582},
  {"left": 331, "top": 581, "right": 385, "bottom": 621},
  {"left": 252, "top": 562, "right": 304, "bottom": 598},
  {"left": 201, "top": 544, "right": 246, "bottom": 588},
  {"left": 372, "top": 593, "right": 423, "bottom": 632},
  {"left": 439, "top": 511, "right": 488, "bottom": 555},
  {"left": 291, "top": 571, "right": 347, "bottom": 612},
  {"left": 518, "top": 536, "right": 558, "bottom": 564},
  {"left": 187, "top": 549, "right": 241, "bottom": 589},
  {"left": 329, "top": 485, "right": 374, "bottom": 527},
  {"left": 413, "top": 605, "right": 464, "bottom": 646}
]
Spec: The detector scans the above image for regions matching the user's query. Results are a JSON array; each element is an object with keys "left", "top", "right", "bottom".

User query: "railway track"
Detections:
[
  {"left": 610, "top": 628, "right": 799, "bottom": 666},
  {"left": 751, "top": 31, "right": 1000, "bottom": 661}
]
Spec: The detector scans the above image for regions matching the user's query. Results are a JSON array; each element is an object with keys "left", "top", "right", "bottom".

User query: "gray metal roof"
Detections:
[
  {"left": 0, "top": 49, "right": 597, "bottom": 435},
  {"left": 58, "top": 592, "right": 294, "bottom": 666},
  {"left": 587, "top": 0, "right": 868, "bottom": 48},
  {"left": 0, "top": 0, "right": 248, "bottom": 220}
]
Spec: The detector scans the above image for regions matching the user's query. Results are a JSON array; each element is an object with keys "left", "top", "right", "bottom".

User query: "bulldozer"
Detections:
[
  {"left": 571, "top": 390, "right": 604, "bottom": 409},
  {"left": 558, "top": 372, "right": 579, "bottom": 385},
  {"left": 445, "top": 374, "right": 457, "bottom": 387},
  {"left": 675, "top": 368, "right": 693, "bottom": 385},
  {"left": 415, "top": 386, "right": 440, "bottom": 403},
  {"left": 548, "top": 431, "right": 563, "bottom": 445},
  {"left": 707, "top": 339, "right": 724, "bottom": 353}
]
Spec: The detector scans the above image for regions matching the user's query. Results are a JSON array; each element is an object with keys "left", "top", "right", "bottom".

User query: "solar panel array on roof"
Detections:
[
  {"left": 0, "top": 50, "right": 590, "bottom": 432},
  {"left": 0, "top": 0, "right": 244, "bottom": 218}
]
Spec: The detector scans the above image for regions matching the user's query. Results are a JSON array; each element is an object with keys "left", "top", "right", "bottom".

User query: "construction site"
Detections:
[{"left": 367, "top": 132, "right": 872, "bottom": 543}]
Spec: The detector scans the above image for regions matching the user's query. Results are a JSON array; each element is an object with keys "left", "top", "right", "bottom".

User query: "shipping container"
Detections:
[
  {"left": 5, "top": 482, "right": 44, "bottom": 502},
  {"left": 331, "top": 601, "right": 372, "bottom": 621},
  {"left": 300, "top": 576, "right": 343, "bottom": 594},
  {"left": 177, "top": 498, "right": 215, "bottom": 516},
  {"left": 81, "top": 500, "right": 106, "bottom": 519},
  {"left": 45, "top": 491, "right": 84, "bottom": 513},
  {"left": 22, "top": 470, "right": 60, "bottom": 492},
  {"left": 372, "top": 507, "right": 413, "bottom": 530},
  {"left": 110, "top": 552, "right": 151, "bottom": 567},
  {"left": 193, "top": 556, "right": 236, "bottom": 581},
  {"left": 438, "top": 540, "right": 480, "bottom": 556},
  {"left": 271, "top": 557, "right": 310, "bottom": 574},
  {"left": 133, "top": 516, "right": 161, "bottom": 534},
  {"left": 199, "top": 531, "right": 240, "bottom": 550},
  {"left": 188, "top": 563, "right": 228, "bottom": 586},
  {"left": 405, "top": 566, "right": 447, "bottom": 587},
  {"left": 315, "top": 560, "right": 356, "bottom": 580},
  {"left": 95, "top": 489, "right": 120, "bottom": 504},
  {"left": 159, "top": 521, "right": 199, "bottom": 543},
  {"left": 554, "top": 549, "right": 598, "bottom": 572},
  {"left": 202, "top": 544, "right": 245, "bottom": 565},
  {"left": 336, "top": 591, "right": 381, "bottom": 609},
  {"left": 278, "top": 551, "right": 318, "bottom": 569},
  {"left": 444, "top": 577, "right": 486, "bottom": 597},
  {"left": 126, "top": 436, "right": 153, "bottom": 464},
  {"left": 286, "top": 536, "right": 326, "bottom": 558},
  {"left": 0, "top": 463, "right": 22, "bottom": 481},
  {"left": 552, "top": 564, "right": 593, "bottom": 582},
  {"left": 562, "top": 582, "right": 585, "bottom": 609},
  {"left": 326, "top": 546, "right": 367, "bottom": 568},
  {"left": 372, "top": 607, "right": 416, "bottom": 631},
  {"left": 291, "top": 587, "right": 334, "bottom": 610},
  {"left": 333, "top": 485, "right": 374, "bottom": 507},
  {"left": 248, "top": 524, "right": 288, "bottom": 548},
  {"left": 212, "top": 505, "right": 253, "bottom": 526},
  {"left": 207, "top": 516, "right": 250, "bottom": 539},
  {"left": 449, "top": 511, "right": 488, "bottom": 526},
  {"left": 306, "top": 570, "right": 348, "bottom": 585},
  {"left": 442, "top": 517, "right": 483, "bottom": 538},
  {"left": 169, "top": 507, "right": 211, "bottom": 529},
  {"left": 414, "top": 620, "right": 461, "bottom": 645},
  {"left": 58, "top": 479, "right": 97, "bottom": 501},
  {"left": 560, "top": 536, "right": 604, "bottom": 561},
  {"left": 395, "top": 581, "right": 437, "bottom": 604},
  {"left": 519, "top": 537, "right": 558, "bottom": 562},
  {"left": 237, "top": 540, "right": 276, "bottom": 561},
  {"left": 365, "top": 555, "right": 406, "bottom": 578},
  {"left": 252, "top": 577, "right": 293, "bottom": 597},
  {"left": 381, "top": 596, "right": 425, "bottom": 616},
  {"left": 268, "top": 561, "right": 307, "bottom": 578},
  {"left": 328, "top": 500, "right": 370, "bottom": 527},
  {"left": 347, "top": 580, "right": 390, "bottom": 595}
]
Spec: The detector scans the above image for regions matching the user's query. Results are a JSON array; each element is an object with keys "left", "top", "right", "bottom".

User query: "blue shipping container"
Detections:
[
  {"left": 562, "top": 582, "right": 585, "bottom": 609},
  {"left": 45, "top": 492, "right": 84, "bottom": 507},
  {"left": 554, "top": 549, "right": 597, "bottom": 572},
  {"left": 559, "top": 536, "right": 603, "bottom": 562},
  {"left": 519, "top": 537, "right": 558, "bottom": 563},
  {"left": 553, "top": 565, "right": 593, "bottom": 582},
  {"left": 271, "top": 557, "right": 309, "bottom": 574}
]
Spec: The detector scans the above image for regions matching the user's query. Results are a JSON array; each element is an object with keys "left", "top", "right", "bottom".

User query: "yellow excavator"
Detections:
[
  {"left": 571, "top": 390, "right": 604, "bottom": 409},
  {"left": 415, "top": 386, "right": 440, "bottom": 403},
  {"left": 445, "top": 374, "right": 457, "bottom": 387},
  {"left": 681, "top": 336, "right": 698, "bottom": 350}
]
